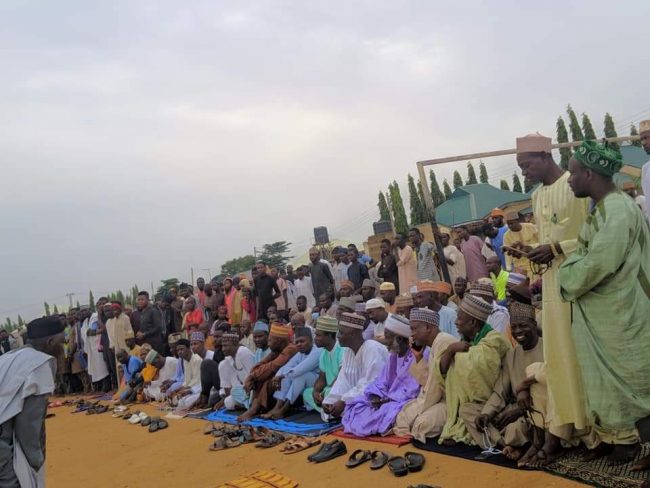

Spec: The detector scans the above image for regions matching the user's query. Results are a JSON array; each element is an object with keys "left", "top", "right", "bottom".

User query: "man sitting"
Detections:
[
  {"left": 237, "top": 324, "right": 297, "bottom": 421},
  {"left": 213, "top": 333, "right": 255, "bottom": 410},
  {"left": 379, "top": 282, "right": 397, "bottom": 314},
  {"left": 414, "top": 281, "right": 458, "bottom": 339},
  {"left": 303, "top": 316, "right": 344, "bottom": 420},
  {"left": 365, "top": 298, "right": 388, "bottom": 342},
  {"left": 394, "top": 293, "right": 414, "bottom": 318},
  {"left": 115, "top": 349, "right": 144, "bottom": 403},
  {"left": 263, "top": 328, "right": 321, "bottom": 419},
  {"left": 343, "top": 314, "right": 422, "bottom": 436},
  {"left": 165, "top": 339, "right": 203, "bottom": 411},
  {"left": 252, "top": 321, "right": 271, "bottom": 363},
  {"left": 190, "top": 331, "right": 214, "bottom": 360},
  {"left": 322, "top": 313, "right": 388, "bottom": 420},
  {"left": 437, "top": 295, "right": 511, "bottom": 445},
  {"left": 459, "top": 302, "right": 543, "bottom": 459},
  {"left": 394, "top": 308, "right": 457, "bottom": 441},
  {"left": 142, "top": 350, "right": 178, "bottom": 401},
  {"left": 468, "top": 281, "right": 510, "bottom": 335}
]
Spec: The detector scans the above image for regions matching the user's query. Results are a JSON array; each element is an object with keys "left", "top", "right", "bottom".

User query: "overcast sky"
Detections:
[{"left": 1, "top": 0, "right": 648, "bottom": 322}]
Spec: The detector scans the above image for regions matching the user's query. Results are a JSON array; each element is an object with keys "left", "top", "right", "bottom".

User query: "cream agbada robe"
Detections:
[{"left": 532, "top": 172, "right": 590, "bottom": 430}]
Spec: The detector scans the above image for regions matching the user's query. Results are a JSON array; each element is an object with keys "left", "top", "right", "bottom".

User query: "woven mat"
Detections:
[{"left": 217, "top": 470, "right": 298, "bottom": 488}]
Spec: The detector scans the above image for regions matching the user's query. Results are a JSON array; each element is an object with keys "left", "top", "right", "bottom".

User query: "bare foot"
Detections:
[
  {"left": 236, "top": 408, "right": 257, "bottom": 422},
  {"left": 441, "top": 439, "right": 457, "bottom": 447},
  {"left": 631, "top": 453, "right": 650, "bottom": 472},
  {"left": 582, "top": 442, "right": 613, "bottom": 462},
  {"left": 260, "top": 409, "right": 278, "bottom": 420},
  {"left": 517, "top": 444, "right": 539, "bottom": 468},
  {"left": 503, "top": 446, "right": 524, "bottom": 461},
  {"left": 607, "top": 443, "right": 640, "bottom": 466}
]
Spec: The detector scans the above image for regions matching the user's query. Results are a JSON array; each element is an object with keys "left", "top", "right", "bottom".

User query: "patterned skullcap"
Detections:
[
  {"left": 431, "top": 281, "right": 452, "bottom": 295},
  {"left": 395, "top": 294, "right": 414, "bottom": 307},
  {"left": 316, "top": 315, "right": 339, "bottom": 333},
  {"left": 365, "top": 298, "right": 385, "bottom": 310},
  {"left": 573, "top": 139, "right": 622, "bottom": 177},
  {"left": 339, "top": 296, "right": 360, "bottom": 310},
  {"left": 409, "top": 307, "right": 439, "bottom": 326},
  {"left": 469, "top": 282, "right": 494, "bottom": 302},
  {"left": 190, "top": 331, "right": 205, "bottom": 342},
  {"left": 416, "top": 280, "right": 437, "bottom": 292},
  {"left": 221, "top": 333, "right": 240, "bottom": 345},
  {"left": 354, "top": 302, "right": 367, "bottom": 314},
  {"left": 270, "top": 323, "right": 290, "bottom": 338},
  {"left": 460, "top": 295, "right": 493, "bottom": 322},
  {"left": 379, "top": 281, "right": 396, "bottom": 291},
  {"left": 339, "top": 312, "right": 367, "bottom": 330},
  {"left": 509, "top": 302, "right": 536, "bottom": 324},
  {"left": 144, "top": 349, "right": 159, "bottom": 365},
  {"left": 384, "top": 313, "right": 411, "bottom": 338},
  {"left": 340, "top": 280, "right": 354, "bottom": 290}
]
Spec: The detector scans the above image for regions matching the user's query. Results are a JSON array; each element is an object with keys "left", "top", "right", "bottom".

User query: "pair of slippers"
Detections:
[
  {"left": 208, "top": 426, "right": 268, "bottom": 451},
  {"left": 86, "top": 404, "right": 108, "bottom": 415},
  {"left": 147, "top": 417, "right": 169, "bottom": 433},
  {"left": 256, "top": 432, "right": 289, "bottom": 448},
  {"left": 307, "top": 440, "right": 347, "bottom": 463},
  {"left": 386, "top": 452, "right": 426, "bottom": 477},
  {"left": 346, "top": 449, "right": 391, "bottom": 470},
  {"left": 280, "top": 437, "right": 321, "bottom": 454}
]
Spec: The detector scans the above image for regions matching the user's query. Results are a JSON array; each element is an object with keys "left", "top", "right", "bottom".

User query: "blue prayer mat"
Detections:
[{"left": 202, "top": 409, "right": 340, "bottom": 437}]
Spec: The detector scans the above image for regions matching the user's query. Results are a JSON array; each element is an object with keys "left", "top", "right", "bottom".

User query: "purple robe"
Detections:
[{"left": 343, "top": 349, "right": 425, "bottom": 436}]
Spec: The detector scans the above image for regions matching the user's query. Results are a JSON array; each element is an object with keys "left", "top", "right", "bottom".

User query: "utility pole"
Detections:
[
  {"left": 65, "top": 292, "right": 75, "bottom": 309},
  {"left": 190, "top": 267, "right": 194, "bottom": 286}
]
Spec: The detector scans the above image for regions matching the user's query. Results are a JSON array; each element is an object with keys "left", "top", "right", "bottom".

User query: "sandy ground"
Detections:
[{"left": 46, "top": 402, "right": 585, "bottom": 488}]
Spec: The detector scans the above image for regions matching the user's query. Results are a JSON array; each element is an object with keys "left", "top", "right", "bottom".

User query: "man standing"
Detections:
[
  {"left": 332, "top": 247, "right": 350, "bottom": 292},
  {"left": 347, "top": 247, "right": 370, "bottom": 292},
  {"left": 269, "top": 267, "right": 289, "bottom": 321},
  {"left": 640, "top": 119, "right": 650, "bottom": 222},
  {"left": 395, "top": 233, "right": 417, "bottom": 293},
  {"left": 81, "top": 304, "right": 109, "bottom": 390},
  {"left": 308, "top": 248, "right": 335, "bottom": 304},
  {"left": 560, "top": 140, "right": 650, "bottom": 464},
  {"left": 486, "top": 256, "right": 510, "bottom": 305},
  {"left": 135, "top": 291, "right": 164, "bottom": 354},
  {"left": 488, "top": 208, "right": 508, "bottom": 268},
  {"left": 409, "top": 228, "right": 440, "bottom": 282},
  {"left": 0, "top": 316, "right": 64, "bottom": 487},
  {"left": 516, "top": 132, "right": 591, "bottom": 462},
  {"left": 196, "top": 277, "right": 207, "bottom": 307},
  {"left": 377, "top": 239, "right": 399, "bottom": 292},
  {"left": 503, "top": 211, "right": 538, "bottom": 277},
  {"left": 457, "top": 226, "right": 489, "bottom": 281},
  {"left": 253, "top": 262, "right": 281, "bottom": 321},
  {"left": 441, "top": 233, "right": 466, "bottom": 285}
]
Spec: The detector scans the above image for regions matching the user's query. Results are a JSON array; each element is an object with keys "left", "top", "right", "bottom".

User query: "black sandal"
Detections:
[
  {"left": 369, "top": 450, "right": 390, "bottom": 470},
  {"left": 388, "top": 456, "right": 408, "bottom": 477},
  {"left": 404, "top": 451, "right": 425, "bottom": 472},
  {"left": 346, "top": 449, "right": 371, "bottom": 468}
]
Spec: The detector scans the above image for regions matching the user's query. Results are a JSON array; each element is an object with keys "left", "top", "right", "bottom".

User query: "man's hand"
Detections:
[
  {"left": 446, "top": 258, "right": 455, "bottom": 266},
  {"left": 271, "top": 376, "right": 282, "bottom": 391},
  {"left": 475, "top": 414, "right": 492, "bottom": 431},
  {"left": 313, "top": 390, "right": 324, "bottom": 406},
  {"left": 136, "top": 331, "right": 145, "bottom": 340},
  {"left": 516, "top": 388, "right": 532, "bottom": 412},
  {"left": 494, "top": 404, "right": 523, "bottom": 429},
  {"left": 178, "top": 388, "right": 190, "bottom": 397},
  {"left": 368, "top": 394, "right": 383, "bottom": 409},
  {"left": 527, "top": 244, "right": 555, "bottom": 264},
  {"left": 328, "top": 400, "right": 345, "bottom": 418},
  {"left": 244, "top": 377, "right": 254, "bottom": 393},
  {"left": 448, "top": 341, "right": 470, "bottom": 354}
]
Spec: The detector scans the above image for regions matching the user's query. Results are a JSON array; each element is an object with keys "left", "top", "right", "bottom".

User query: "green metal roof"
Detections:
[
  {"left": 620, "top": 144, "right": 647, "bottom": 170},
  {"left": 435, "top": 184, "right": 530, "bottom": 227}
]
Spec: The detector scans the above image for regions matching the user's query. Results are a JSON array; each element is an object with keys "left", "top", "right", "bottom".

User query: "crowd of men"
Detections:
[{"left": 2, "top": 124, "right": 650, "bottom": 485}]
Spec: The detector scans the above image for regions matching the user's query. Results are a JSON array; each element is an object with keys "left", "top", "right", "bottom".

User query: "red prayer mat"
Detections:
[{"left": 330, "top": 428, "right": 412, "bottom": 446}]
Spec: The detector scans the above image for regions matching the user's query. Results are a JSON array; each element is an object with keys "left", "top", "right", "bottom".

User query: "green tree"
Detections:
[
  {"left": 44, "top": 302, "right": 51, "bottom": 316},
  {"left": 429, "top": 170, "right": 446, "bottom": 207},
  {"left": 582, "top": 113, "right": 597, "bottom": 140},
  {"left": 259, "top": 241, "right": 294, "bottom": 270},
  {"left": 631, "top": 124, "right": 642, "bottom": 147},
  {"left": 417, "top": 183, "right": 431, "bottom": 222},
  {"left": 512, "top": 173, "right": 523, "bottom": 193},
  {"left": 478, "top": 161, "right": 489, "bottom": 184},
  {"left": 88, "top": 290, "right": 96, "bottom": 313},
  {"left": 442, "top": 179, "right": 453, "bottom": 200},
  {"left": 377, "top": 191, "right": 391, "bottom": 221},
  {"left": 452, "top": 170, "right": 463, "bottom": 189},
  {"left": 17, "top": 315, "right": 24, "bottom": 326},
  {"left": 221, "top": 255, "right": 256, "bottom": 276},
  {"left": 389, "top": 181, "right": 409, "bottom": 235},
  {"left": 5, "top": 318, "right": 13, "bottom": 331},
  {"left": 53, "top": 304, "right": 59, "bottom": 314},
  {"left": 407, "top": 174, "right": 427, "bottom": 225},
  {"left": 603, "top": 113, "right": 621, "bottom": 156},
  {"left": 556, "top": 116, "right": 571, "bottom": 170},
  {"left": 500, "top": 179, "right": 510, "bottom": 191},
  {"left": 76, "top": 300, "right": 80, "bottom": 309},
  {"left": 466, "top": 162, "right": 478, "bottom": 185},
  {"left": 115, "top": 290, "right": 125, "bottom": 304},
  {"left": 156, "top": 278, "right": 179, "bottom": 298},
  {"left": 524, "top": 177, "right": 534, "bottom": 193},
  {"left": 567, "top": 104, "right": 584, "bottom": 142}
]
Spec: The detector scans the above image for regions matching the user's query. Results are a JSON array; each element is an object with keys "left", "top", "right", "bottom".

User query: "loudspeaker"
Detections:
[
  {"left": 313, "top": 226, "right": 329, "bottom": 244},
  {"left": 373, "top": 220, "right": 392, "bottom": 235}
]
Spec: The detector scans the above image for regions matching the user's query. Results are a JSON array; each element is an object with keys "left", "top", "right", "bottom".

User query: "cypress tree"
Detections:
[
  {"left": 452, "top": 170, "right": 463, "bottom": 189},
  {"left": 429, "top": 169, "right": 446, "bottom": 207},
  {"left": 478, "top": 161, "right": 489, "bottom": 184},
  {"left": 442, "top": 179, "right": 453, "bottom": 200},
  {"left": 407, "top": 174, "right": 427, "bottom": 225},
  {"left": 53, "top": 304, "right": 59, "bottom": 314},
  {"left": 556, "top": 116, "right": 571, "bottom": 170},
  {"left": 603, "top": 113, "right": 621, "bottom": 155},
  {"left": 44, "top": 302, "right": 51, "bottom": 316},
  {"left": 389, "top": 181, "right": 409, "bottom": 235},
  {"left": 524, "top": 177, "right": 534, "bottom": 193},
  {"left": 512, "top": 173, "right": 523, "bottom": 193},
  {"left": 76, "top": 300, "right": 81, "bottom": 308},
  {"left": 89, "top": 290, "right": 96, "bottom": 313},
  {"left": 567, "top": 104, "right": 584, "bottom": 142},
  {"left": 631, "top": 124, "right": 642, "bottom": 147},
  {"left": 377, "top": 191, "right": 390, "bottom": 221},
  {"left": 417, "top": 183, "right": 431, "bottom": 221},
  {"left": 582, "top": 113, "right": 597, "bottom": 140},
  {"left": 500, "top": 180, "right": 510, "bottom": 191},
  {"left": 466, "top": 162, "right": 478, "bottom": 185}
]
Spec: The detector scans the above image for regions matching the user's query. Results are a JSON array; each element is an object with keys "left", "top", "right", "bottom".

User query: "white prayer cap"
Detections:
[
  {"left": 365, "top": 298, "right": 386, "bottom": 310},
  {"left": 384, "top": 313, "right": 411, "bottom": 338}
]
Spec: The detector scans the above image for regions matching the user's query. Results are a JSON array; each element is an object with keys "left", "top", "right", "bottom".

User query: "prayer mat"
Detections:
[
  {"left": 543, "top": 445, "right": 650, "bottom": 488},
  {"left": 412, "top": 437, "right": 517, "bottom": 469},
  {"left": 331, "top": 429, "right": 412, "bottom": 446},
  {"left": 216, "top": 470, "right": 298, "bottom": 488},
  {"left": 203, "top": 409, "right": 340, "bottom": 437}
]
